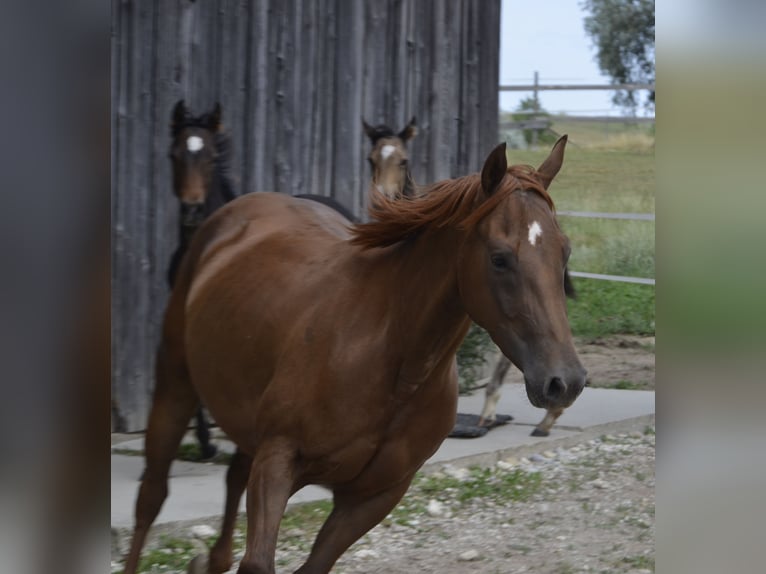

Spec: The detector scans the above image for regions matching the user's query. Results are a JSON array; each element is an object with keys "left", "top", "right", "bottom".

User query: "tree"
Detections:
[{"left": 582, "top": 0, "right": 655, "bottom": 112}]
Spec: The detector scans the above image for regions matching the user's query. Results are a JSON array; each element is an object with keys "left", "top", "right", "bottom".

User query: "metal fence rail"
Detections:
[
  {"left": 558, "top": 210, "right": 654, "bottom": 221},
  {"left": 569, "top": 271, "right": 655, "bottom": 286},
  {"left": 557, "top": 211, "right": 655, "bottom": 285}
]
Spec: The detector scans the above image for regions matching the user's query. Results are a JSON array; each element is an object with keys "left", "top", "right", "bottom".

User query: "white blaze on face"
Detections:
[
  {"left": 528, "top": 221, "right": 543, "bottom": 246},
  {"left": 380, "top": 144, "right": 396, "bottom": 160},
  {"left": 186, "top": 136, "right": 204, "bottom": 153}
]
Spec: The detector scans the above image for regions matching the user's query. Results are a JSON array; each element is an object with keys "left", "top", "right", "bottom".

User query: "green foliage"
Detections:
[
  {"left": 582, "top": 0, "right": 655, "bottom": 111},
  {"left": 134, "top": 536, "right": 200, "bottom": 573},
  {"left": 390, "top": 467, "right": 543, "bottom": 526},
  {"left": 176, "top": 442, "right": 231, "bottom": 465},
  {"left": 456, "top": 324, "right": 495, "bottom": 393}
]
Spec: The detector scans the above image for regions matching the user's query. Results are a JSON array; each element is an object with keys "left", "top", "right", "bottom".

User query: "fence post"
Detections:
[{"left": 532, "top": 70, "right": 539, "bottom": 147}]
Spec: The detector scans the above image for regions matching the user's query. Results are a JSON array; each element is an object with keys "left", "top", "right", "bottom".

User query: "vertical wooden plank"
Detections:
[
  {"left": 479, "top": 0, "right": 501, "bottom": 158},
  {"left": 332, "top": 0, "right": 364, "bottom": 213},
  {"left": 309, "top": 0, "right": 337, "bottom": 198}
]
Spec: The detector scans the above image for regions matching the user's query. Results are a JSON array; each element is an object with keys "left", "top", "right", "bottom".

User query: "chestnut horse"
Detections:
[
  {"left": 123, "top": 138, "right": 586, "bottom": 574},
  {"left": 359, "top": 120, "right": 577, "bottom": 439}
]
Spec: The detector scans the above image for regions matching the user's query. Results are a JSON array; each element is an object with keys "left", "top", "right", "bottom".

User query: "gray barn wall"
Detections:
[{"left": 112, "top": 0, "right": 501, "bottom": 432}]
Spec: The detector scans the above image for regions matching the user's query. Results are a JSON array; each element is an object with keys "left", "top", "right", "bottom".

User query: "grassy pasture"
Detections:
[{"left": 506, "top": 127, "right": 655, "bottom": 339}]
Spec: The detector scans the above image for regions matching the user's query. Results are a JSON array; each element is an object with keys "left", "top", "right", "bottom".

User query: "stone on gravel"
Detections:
[
  {"left": 442, "top": 465, "right": 471, "bottom": 481},
  {"left": 427, "top": 499, "right": 445, "bottom": 517},
  {"left": 458, "top": 549, "right": 480, "bottom": 561},
  {"left": 190, "top": 524, "right": 217, "bottom": 539}
]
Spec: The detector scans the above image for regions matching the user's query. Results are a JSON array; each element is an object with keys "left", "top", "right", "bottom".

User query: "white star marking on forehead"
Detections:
[
  {"left": 186, "top": 136, "right": 204, "bottom": 153},
  {"left": 380, "top": 144, "right": 396, "bottom": 160},
  {"left": 528, "top": 221, "right": 543, "bottom": 246}
]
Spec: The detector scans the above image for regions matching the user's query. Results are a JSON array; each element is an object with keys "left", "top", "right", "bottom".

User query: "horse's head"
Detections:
[
  {"left": 363, "top": 117, "right": 417, "bottom": 200},
  {"left": 457, "top": 137, "right": 586, "bottom": 411},
  {"left": 169, "top": 100, "right": 222, "bottom": 226}
]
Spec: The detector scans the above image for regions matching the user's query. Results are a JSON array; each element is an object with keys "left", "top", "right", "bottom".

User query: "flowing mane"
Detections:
[{"left": 350, "top": 165, "right": 554, "bottom": 249}]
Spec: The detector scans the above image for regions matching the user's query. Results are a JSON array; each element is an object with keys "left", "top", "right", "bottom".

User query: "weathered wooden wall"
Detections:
[{"left": 112, "top": 0, "right": 501, "bottom": 432}]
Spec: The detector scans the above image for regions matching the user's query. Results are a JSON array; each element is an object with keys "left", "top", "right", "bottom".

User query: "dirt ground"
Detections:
[
  {"left": 492, "top": 335, "right": 655, "bottom": 392},
  {"left": 575, "top": 335, "right": 655, "bottom": 389}
]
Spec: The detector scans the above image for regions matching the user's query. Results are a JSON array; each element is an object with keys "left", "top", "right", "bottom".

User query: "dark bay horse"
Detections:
[
  {"left": 166, "top": 100, "right": 238, "bottom": 460},
  {"left": 123, "top": 138, "right": 586, "bottom": 574}
]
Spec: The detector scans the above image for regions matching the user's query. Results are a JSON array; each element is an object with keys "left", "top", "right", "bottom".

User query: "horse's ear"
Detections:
[
  {"left": 398, "top": 116, "right": 418, "bottom": 142},
  {"left": 171, "top": 100, "right": 188, "bottom": 133},
  {"left": 362, "top": 118, "right": 376, "bottom": 141},
  {"left": 481, "top": 142, "right": 508, "bottom": 195},
  {"left": 537, "top": 134, "right": 568, "bottom": 190},
  {"left": 207, "top": 102, "right": 222, "bottom": 131}
]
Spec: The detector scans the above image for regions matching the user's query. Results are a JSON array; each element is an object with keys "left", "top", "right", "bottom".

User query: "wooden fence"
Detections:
[{"left": 111, "top": 0, "right": 501, "bottom": 432}]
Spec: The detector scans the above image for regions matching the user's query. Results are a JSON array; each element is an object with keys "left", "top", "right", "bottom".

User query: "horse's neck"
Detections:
[
  {"left": 179, "top": 223, "right": 197, "bottom": 246},
  {"left": 205, "top": 167, "right": 237, "bottom": 214},
  {"left": 384, "top": 229, "right": 471, "bottom": 378},
  {"left": 402, "top": 171, "right": 417, "bottom": 198}
]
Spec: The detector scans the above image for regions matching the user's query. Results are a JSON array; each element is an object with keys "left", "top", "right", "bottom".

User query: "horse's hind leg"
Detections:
[
  {"left": 236, "top": 440, "right": 297, "bottom": 574},
  {"left": 531, "top": 407, "right": 565, "bottom": 437},
  {"left": 479, "top": 354, "right": 512, "bottom": 426},
  {"left": 122, "top": 346, "right": 199, "bottom": 574},
  {"left": 294, "top": 475, "right": 415, "bottom": 574},
  {"left": 197, "top": 448, "right": 253, "bottom": 574}
]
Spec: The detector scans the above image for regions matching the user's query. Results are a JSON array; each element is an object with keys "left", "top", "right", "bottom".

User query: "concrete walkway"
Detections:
[{"left": 111, "top": 384, "right": 654, "bottom": 531}]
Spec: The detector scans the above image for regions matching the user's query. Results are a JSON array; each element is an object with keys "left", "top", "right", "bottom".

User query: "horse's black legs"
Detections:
[
  {"left": 123, "top": 348, "right": 199, "bottom": 574},
  {"left": 203, "top": 448, "right": 253, "bottom": 573},
  {"left": 194, "top": 407, "right": 218, "bottom": 459},
  {"left": 236, "top": 440, "right": 297, "bottom": 574},
  {"left": 293, "top": 475, "right": 415, "bottom": 574}
]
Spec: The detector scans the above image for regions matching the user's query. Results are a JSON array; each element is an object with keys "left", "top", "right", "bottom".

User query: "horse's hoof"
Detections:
[
  {"left": 187, "top": 554, "right": 208, "bottom": 574},
  {"left": 530, "top": 428, "right": 550, "bottom": 437}
]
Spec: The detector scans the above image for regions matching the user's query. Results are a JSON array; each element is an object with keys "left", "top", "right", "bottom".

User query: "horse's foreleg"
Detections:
[
  {"left": 123, "top": 349, "right": 199, "bottom": 574},
  {"left": 478, "top": 355, "right": 512, "bottom": 427},
  {"left": 200, "top": 448, "right": 253, "bottom": 574},
  {"left": 294, "top": 474, "right": 415, "bottom": 574},
  {"left": 531, "top": 407, "right": 565, "bottom": 437},
  {"left": 236, "top": 441, "right": 297, "bottom": 574}
]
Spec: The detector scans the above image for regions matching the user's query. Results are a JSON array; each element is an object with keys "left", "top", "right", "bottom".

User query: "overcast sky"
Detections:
[{"left": 499, "top": 0, "right": 644, "bottom": 116}]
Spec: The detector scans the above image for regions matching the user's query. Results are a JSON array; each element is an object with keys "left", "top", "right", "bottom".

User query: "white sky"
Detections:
[{"left": 499, "top": 0, "right": 644, "bottom": 116}]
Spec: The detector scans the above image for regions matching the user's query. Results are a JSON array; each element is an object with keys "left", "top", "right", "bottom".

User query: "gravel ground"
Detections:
[{"left": 115, "top": 427, "right": 655, "bottom": 574}]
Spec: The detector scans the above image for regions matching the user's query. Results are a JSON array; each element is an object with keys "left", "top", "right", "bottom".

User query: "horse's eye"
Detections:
[
  {"left": 367, "top": 157, "right": 374, "bottom": 167},
  {"left": 490, "top": 253, "right": 510, "bottom": 271},
  {"left": 400, "top": 159, "right": 408, "bottom": 167}
]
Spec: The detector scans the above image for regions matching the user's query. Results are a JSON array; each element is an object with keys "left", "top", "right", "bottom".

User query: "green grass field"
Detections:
[{"left": 505, "top": 122, "right": 655, "bottom": 338}]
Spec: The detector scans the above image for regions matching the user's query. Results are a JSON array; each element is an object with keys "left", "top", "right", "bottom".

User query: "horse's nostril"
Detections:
[{"left": 545, "top": 377, "right": 567, "bottom": 400}]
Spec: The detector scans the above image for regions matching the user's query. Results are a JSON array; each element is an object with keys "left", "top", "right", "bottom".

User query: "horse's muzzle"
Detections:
[
  {"left": 525, "top": 367, "right": 587, "bottom": 410},
  {"left": 180, "top": 202, "right": 206, "bottom": 227}
]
